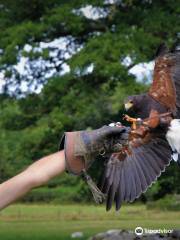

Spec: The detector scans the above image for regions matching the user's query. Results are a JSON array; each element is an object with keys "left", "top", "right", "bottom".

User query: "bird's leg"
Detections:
[{"left": 123, "top": 114, "right": 137, "bottom": 130}]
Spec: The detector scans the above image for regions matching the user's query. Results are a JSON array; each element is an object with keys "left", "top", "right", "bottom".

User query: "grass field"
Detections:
[{"left": 0, "top": 204, "right": 179, "bottom": 240}]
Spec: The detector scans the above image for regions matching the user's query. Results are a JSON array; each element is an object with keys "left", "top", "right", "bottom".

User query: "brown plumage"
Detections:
[
  {"left": 101, "top": 45, "right": 180, "bottom": 211},
  {"left": 149, "top": 52, "right": 176, "bottom": 112}
]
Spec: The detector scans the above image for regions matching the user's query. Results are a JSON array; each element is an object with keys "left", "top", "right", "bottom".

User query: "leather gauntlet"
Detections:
[{"left": 59, "top": 125, "right": 129, "bottom": 175}]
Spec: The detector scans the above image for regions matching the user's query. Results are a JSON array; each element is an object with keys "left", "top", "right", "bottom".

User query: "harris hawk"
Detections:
[{"left": 100, "top": 45, "right": 180, "bottom": 211}]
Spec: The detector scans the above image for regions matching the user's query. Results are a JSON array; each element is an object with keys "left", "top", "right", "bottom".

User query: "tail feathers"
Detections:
[
  {"left": 172, "top": 152, "right": 180, "bottom": 167},
  {"left": 166, "top": 119, "right": 180, "bottom": 165},
  {"left": 172, "top": 151, "right": 180, "bottom": 164}
]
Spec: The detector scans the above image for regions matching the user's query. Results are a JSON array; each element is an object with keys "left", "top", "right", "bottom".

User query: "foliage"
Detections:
[
  {"left": 0, "top": 0, "right": 179, "bottom": 202},
  {"left": 21, "top": 177, "right": 91, "bottom": 203},
  {"left": 147, "top": 195, "right": 180, "bottom": 211}
]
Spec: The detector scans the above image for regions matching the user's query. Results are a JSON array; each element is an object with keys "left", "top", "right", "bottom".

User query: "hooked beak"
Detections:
[{"left": 124, "top": 101, "right": 133, "bottom": 111}]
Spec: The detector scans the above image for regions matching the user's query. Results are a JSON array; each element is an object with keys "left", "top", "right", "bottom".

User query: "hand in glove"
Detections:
[{"left": 59, "top": 125, "right": 130, "bottom": 175}]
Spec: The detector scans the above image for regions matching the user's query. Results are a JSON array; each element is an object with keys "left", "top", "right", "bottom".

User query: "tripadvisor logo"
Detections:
[
  {"left": 135, "top": 227, "right": 143, "bottom": 236},
  {"left": 135, "top": 227, "right": 173, "bottom": 236}
]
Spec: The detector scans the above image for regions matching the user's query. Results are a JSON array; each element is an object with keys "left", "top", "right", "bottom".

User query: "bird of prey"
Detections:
[{"left": 100, "top": 44, "right": 180, "bottom": 211}]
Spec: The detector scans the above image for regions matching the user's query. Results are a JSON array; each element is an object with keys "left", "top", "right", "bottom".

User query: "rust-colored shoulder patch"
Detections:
[{"left": 149, "top": 55, "right": 176, "bottom": 111}]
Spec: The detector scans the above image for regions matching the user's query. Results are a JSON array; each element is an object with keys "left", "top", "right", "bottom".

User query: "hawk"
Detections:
[{"left": 101, "top": 44, "right": 180, "bottom": 211}]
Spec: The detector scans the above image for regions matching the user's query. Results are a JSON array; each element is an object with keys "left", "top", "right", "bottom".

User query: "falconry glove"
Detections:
[
  {"left": 59, "top": 125, "right": 129, "bottom": 175},
  {"left": 59, "top": 125, "right": 130, "bottom": 203}
]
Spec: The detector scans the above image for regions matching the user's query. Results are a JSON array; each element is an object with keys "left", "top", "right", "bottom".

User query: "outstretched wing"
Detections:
[
  {"left": 172, "top": 51, "right": 180, "bottom": 118},
  {"left": 101, "top": 133, "right": 172, "bottom": 211},
  {"left": 149, "top": 47, "right": 180, "bottom": 116}
]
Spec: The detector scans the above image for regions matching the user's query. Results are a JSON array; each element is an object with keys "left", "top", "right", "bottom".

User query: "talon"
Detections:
[
  {"left": 123, "top": 114, "right": 136, "bottom": 122},
  {"left": 123, "top": 114, "right": 137, "bottom": 129}
]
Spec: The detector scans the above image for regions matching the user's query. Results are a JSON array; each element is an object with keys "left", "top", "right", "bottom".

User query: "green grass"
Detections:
[{"left": 0, "top": 204, "right": 179, "bottom": 240}]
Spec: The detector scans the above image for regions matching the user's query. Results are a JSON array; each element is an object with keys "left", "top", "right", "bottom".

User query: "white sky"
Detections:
[
  {"left": 0, "top": 40, "right": 154, "bottom": 93},
  {"left": 0, "top": 72, "right": 5, "bottom": 90},
  {"left": 129, "top": 61, "right": 154, "bottom": 83}
]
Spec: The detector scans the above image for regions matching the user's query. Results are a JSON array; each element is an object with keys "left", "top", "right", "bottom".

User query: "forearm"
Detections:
[
  {"left": 0, "top": 168, "right": 35, "bottom": 210},
  {"left": 0, "top": 150, "right": 65, "bottom": 210}
]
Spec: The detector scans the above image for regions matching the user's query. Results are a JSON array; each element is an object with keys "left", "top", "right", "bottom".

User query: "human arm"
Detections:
[
  {"left": 0, "top": 150, "right": 65, "bottom": 210},
  {"left": 0, "top": 124, "right": 130, "bottom": 210}
]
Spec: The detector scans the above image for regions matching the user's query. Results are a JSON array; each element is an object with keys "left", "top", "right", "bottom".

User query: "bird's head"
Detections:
[
  {"left": 124, "top": 94, "right": 148, "bottom": 117},
  {"left": 124, "top": 96, "right": 136, "bottom": 112}
]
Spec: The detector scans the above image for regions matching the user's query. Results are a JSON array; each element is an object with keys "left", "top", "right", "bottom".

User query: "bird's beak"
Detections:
[{"left": 125, "top": 102, "right": 133, "bottom": 111}]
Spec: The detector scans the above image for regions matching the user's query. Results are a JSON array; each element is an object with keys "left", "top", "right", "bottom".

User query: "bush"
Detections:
[
  {"left": 147, "top": 195, "right": 180, "bottom": 211},
  {"left": 20, "top": 179, "right": 93, "bottom": 203}
]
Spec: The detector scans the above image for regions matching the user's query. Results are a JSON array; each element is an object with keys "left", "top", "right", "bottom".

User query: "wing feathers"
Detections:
[
  {"left": 101, "top": 138, "right": 172, "bottom": 211},
  {"left": 131, "top": 156, "right": 142, "bottom": 198},
  {"left": 149, "top": 50, "right": 180, "bottom": 114},
  {"left": 171, "top": 52, "right": 180, "bottom": 117},
  {"left": 133, "top": 157, "right": 148, "bottom": 192}
]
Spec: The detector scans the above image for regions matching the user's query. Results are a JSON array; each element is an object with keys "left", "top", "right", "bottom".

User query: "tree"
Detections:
[{"left": 0, "top": 0, "right": 179, "bottom": 201}]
